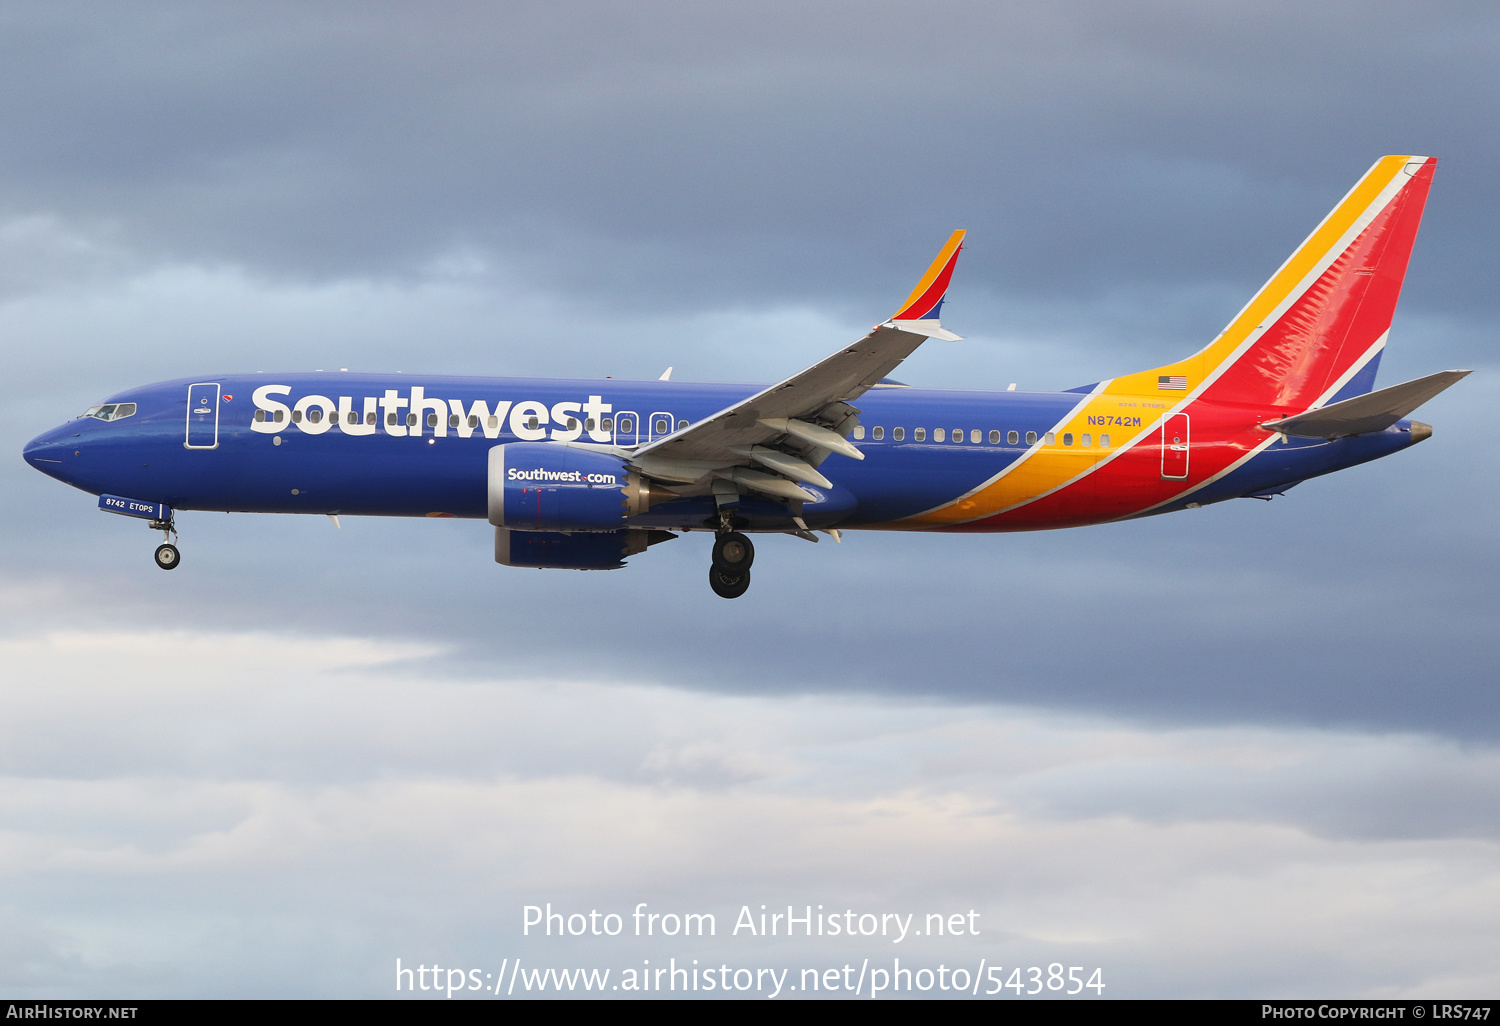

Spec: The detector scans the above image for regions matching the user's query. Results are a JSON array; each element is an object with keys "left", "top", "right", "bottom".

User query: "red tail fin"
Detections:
[{"left": 1117, "top": 156, "right": 1436, "bottom": 410}]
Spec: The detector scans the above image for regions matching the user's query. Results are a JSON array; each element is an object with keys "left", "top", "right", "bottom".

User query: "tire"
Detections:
[
  {"left": 712, "top": 531, "right": 755, "bottom": 573},
  {"left": 154, "top": 543, "right": 180, "bottom": 570},
  {"left": 708, "top": 565, "right": 751, "bottom": 599}
]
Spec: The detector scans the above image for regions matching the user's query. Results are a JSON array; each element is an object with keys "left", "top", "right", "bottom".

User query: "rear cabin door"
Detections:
[
  {"left": 185, "top": 382, "right": 221, "bottom": 449},
  {"left": 1160, "top": 412, "right": 1189, "bottom": 480}
]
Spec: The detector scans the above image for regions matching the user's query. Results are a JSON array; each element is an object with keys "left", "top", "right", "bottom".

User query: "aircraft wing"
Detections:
[
  {"left": 626, "top": 231, "right": 965, "bottom": 488},
  {"left": 1262, "top": 369, "right": 1470, "bottom": 438}
]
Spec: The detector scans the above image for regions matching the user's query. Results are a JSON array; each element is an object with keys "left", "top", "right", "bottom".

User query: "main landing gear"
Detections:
[
  {"left": 709, "top": 531, "right": 754, "bottom": 599},
  {"left": 149, "top": 517, "right": 180, "bottom": 571}
]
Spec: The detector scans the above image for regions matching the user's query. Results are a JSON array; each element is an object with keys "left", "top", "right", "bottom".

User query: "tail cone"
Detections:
[{"left": 1410, "top": 420, "right": 1432, "bottom": 443}]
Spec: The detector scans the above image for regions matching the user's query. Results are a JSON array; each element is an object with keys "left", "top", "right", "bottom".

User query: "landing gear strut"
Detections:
[
  {"left": 708, "top": 531, "right": 753, "bottom": 598},
  {"left": 149, "top": 517, "right": 180, "bottom": 571}
]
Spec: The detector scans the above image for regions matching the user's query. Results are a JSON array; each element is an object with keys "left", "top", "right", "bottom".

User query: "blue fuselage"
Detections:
[{"left": 23, "top": 372, "right": 1417, "bottom": 532}]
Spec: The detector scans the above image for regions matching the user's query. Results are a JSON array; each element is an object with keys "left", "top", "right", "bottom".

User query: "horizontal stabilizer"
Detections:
[{"left": 1262, "top": 370, "right": 1470, "bottom": 438}]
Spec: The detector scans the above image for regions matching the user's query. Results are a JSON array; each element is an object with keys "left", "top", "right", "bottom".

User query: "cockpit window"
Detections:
[{"left": 80, "top": 402, "right": 138, "bottom": 422}]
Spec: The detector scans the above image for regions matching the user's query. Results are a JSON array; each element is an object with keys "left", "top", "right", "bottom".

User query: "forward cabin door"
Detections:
[
  {"left": 185, "top": 382, "right": 221, "bottom": 449},
  {"left": 1160, "top": 412, "right": 1189, "bottom": 480}
]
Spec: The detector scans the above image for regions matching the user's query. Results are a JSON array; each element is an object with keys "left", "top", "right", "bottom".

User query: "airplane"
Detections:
[{"left": 22, "top": 154, "right": 1468, "bottom": 598}]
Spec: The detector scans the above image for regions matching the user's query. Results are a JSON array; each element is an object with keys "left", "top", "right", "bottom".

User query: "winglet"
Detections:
[{"left": 885, "top": 229, "right": 965, "bottom": 339}]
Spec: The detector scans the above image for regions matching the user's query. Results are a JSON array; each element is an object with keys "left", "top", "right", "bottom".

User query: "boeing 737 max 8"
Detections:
[{"left": 22, "top": 155, "right": 1467, "bottom": 597}]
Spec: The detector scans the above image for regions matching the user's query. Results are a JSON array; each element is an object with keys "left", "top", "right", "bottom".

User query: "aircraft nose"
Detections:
[
  {"left": 23, "top": 437, "right": 55, "bottom": 469},
  {"left": 22, "top": 427, "right": 73, "bottom": 475}
]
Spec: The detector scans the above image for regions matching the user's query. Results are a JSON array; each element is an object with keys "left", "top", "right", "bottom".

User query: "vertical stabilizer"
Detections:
[{"left": 1119, "top": 155, "right": 1436, "bottom": 410}]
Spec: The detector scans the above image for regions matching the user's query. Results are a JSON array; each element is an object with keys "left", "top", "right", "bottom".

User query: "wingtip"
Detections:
[{"left": 891, "top": 229, "right": 966, "bottom": 322}]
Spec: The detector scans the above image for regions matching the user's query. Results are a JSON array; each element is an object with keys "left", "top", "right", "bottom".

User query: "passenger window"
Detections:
[
  {"left": 989, "top": 429, "right": 1000, "bottom": 444},
  {"left": 971, "top": 429, "right": 981, "bottom": 443},
  {"left": 387, "top": 413, "right": 396, "bottom": 426},
  {"left": 853, "top": 426, "right": 865, "bottom": 439},
  {"left": 427, "top": 413, "right": 438, "bottom": 427},
  {"left": 619, "top": 418, "right": 633, "bottom": 433},
  {"left": 953, "top": 428, "right": 963, "bottom": 441},
  {"left": 255, "top": 409, "right": 266, "bottom": 422},
  {"left": 469, "top": 415, "right": 480, "bottom": 428},
  {"left": 1101, "top": 434, "right": 1111, "bottom": 448},
  {"left": 914, "top": 427, "right": 927, "bottom": 441},
  {"left": 292, "top": 410, "right": 303, "bottom": 423},
  {"left": 1081, "top": 433, "right": 1092, "bottom": 447},
  {"left": 585, "top": 418, "right": 595, "bottom": 431},
  {"left": 449, "top": 414, "right": 459, "bottom": 428},
  {"left": 487, "top": 415, "right": 498, "bottom": 429},
  {"left": 677, "top": 419, "right": 688, "bottom": 429},
  {"left": 1062, "top": 432, "right": 1073, "bottom": 446},
  {"left": 602, "top": 417, "right": 613, "bottom": 431},
  {"left": 366, "top": 412, "right": 376, "bottom": 425},
  {"left": 275, "top": 410, "right": 284, "bottom": 423},
  {"left": 312, "top": 409, "right": 326, "bottom": 424},
  {"left": 1008, "top": 430, "right": 1019, "bottom": 445},
  {"left": 654, "top": 418, "right": 669, "bottom": 434},
  {"left": 893, "top": 427, "right": 905, "bottom": 441},
  {"left": 568, "top": 417, "right": 579, "bottom": 430},
  {"left": 1044, "top": 432, "right": 1055, "bottom": 445},
  {"left": 407, "top": 413, "right": 417, "bottom": 427},
  {"left": 933, "top": 428, "right": 944, "bottom": 441},
  {"left": 872, "top": 426, "right": 884, "bottom": 440}
]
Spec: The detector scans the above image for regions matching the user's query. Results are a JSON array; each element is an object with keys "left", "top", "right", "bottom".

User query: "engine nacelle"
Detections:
[
  {"left": 495, "top": 528, "right": 675, "bottom": 570},
  {"left": 488, "top": 443, "right": 675, "bottom": 531}
]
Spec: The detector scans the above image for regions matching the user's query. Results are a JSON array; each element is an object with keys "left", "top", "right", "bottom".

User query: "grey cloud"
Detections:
[
  {"left": 0, "top": 2, "right": 1493, "bottom": 319},
  {"left": 1016, "top": 741, "right": 1500, "bottom": 842},
  {"left": 3, "top": 633, "right": 1500, "bottom": 996}
]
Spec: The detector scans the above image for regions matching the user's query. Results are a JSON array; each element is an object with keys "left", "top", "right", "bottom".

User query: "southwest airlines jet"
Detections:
[{"left": 22, "top": 156, "right": 1468, "bottom": 598}]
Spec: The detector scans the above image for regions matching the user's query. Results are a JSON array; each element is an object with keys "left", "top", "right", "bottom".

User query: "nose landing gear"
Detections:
[
  {"left": 708, "top": 531, "right": 753, "bottom": 598},
  {"left": 148, "top": 517, "right": 180, "bottom": 570}
]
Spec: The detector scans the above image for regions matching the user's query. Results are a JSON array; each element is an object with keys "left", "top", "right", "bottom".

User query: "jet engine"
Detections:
[
  {"left": 487, "top": 442, "right": 676, "bottom": 532},
  {"left": 496, "top": 528, "right": 676, "bottom": 570}
]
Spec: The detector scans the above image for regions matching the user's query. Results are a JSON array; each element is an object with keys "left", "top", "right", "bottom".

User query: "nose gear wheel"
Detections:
[{"left": 148, "top": 516, "right": 179, "bottom": 570}]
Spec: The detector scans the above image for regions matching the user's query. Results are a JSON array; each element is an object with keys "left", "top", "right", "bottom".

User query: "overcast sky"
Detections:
[{"left": 3, "top": 1, "right": 1498, "bottom": 999}]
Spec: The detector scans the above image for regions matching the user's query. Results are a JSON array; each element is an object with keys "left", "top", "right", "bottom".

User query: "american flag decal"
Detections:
[{"left": 1158, "top": 375, "right": 1187, "bottom": 390}]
